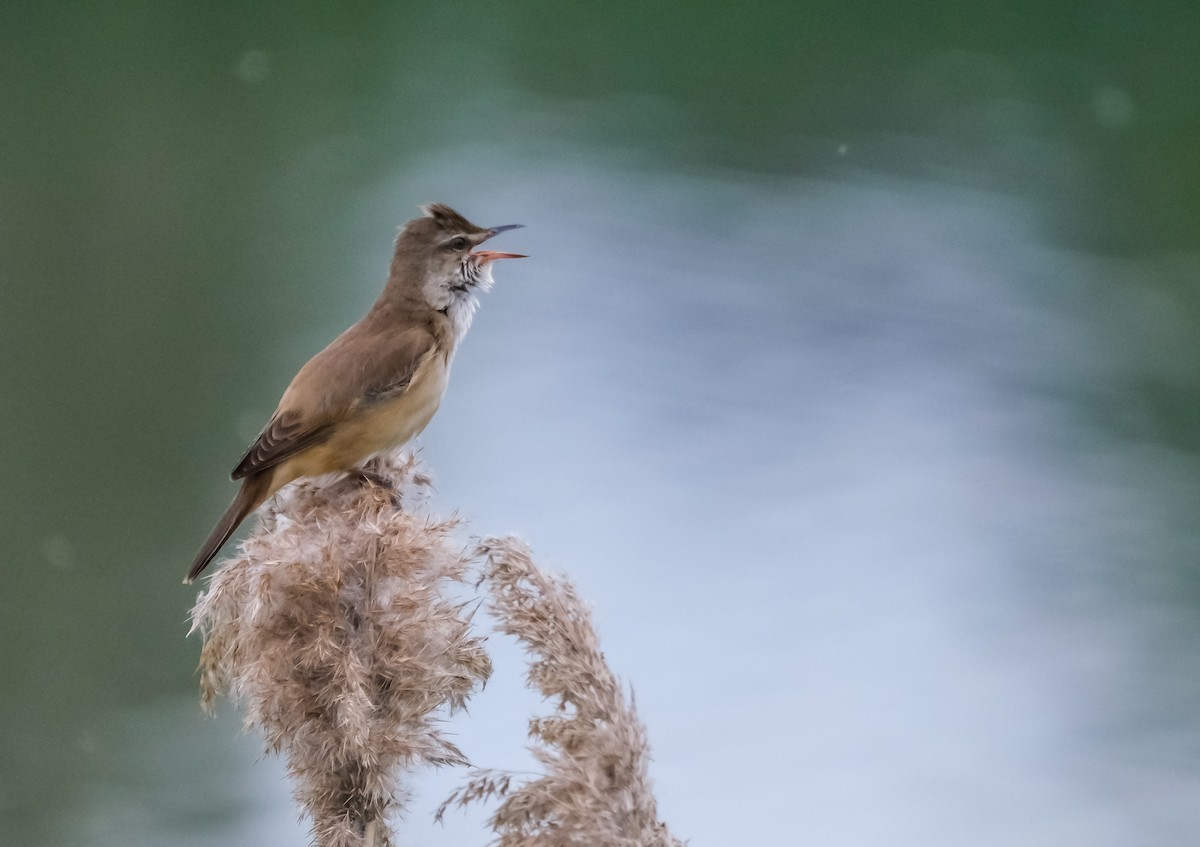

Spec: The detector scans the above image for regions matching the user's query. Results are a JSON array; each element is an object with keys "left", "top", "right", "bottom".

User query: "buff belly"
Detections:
[{"left": 267, "top": 353, "right": 450, "bottom": 494}]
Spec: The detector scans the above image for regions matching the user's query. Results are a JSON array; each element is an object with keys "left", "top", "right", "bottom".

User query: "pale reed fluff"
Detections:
[
  {"left": 189, "top": 453, "right": 491, "bottom": 847},
  {"left": 439, "top": 537, "right": 684, "bottom": 847}
]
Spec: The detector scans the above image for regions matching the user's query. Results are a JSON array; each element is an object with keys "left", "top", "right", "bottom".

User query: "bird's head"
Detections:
[{"left": 393, "top": 203, "right": 525, "bottom": 313}]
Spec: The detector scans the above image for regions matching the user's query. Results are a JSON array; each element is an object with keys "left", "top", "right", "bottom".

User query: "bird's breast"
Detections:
[
  {"left": 292, "top": 351, "right": 451, "bottom": 477},
  {"left": 357, "top": 351, "right": 451, "bottom": 452}
]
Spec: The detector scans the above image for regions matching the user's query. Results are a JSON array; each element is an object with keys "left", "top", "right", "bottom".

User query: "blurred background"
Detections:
[{"left": 3, "top": 2, "right": 1199, "bottom": 845}]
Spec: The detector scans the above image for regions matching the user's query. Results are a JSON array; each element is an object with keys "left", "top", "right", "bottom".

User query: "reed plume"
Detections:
[
  {"left": 189, "top": 452, "right": 491, "bottom": 847},
  {"left": 439, "top": 537, "right": 683, "bottom": 847}
]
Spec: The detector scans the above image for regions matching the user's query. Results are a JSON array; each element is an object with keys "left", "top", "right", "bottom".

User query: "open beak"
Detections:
[
  {"left": 473, "top": 250, "right": 527, "bottom": 263},
  {"left": 476, "top": 223, "right": 525, "bottom": 262}
]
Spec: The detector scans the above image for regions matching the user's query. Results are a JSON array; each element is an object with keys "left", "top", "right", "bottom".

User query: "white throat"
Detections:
[
  {"left": 444, "top": 290, "right": 480, "bottom": 348},
  {"left": 446, "top": 260, "right": 495, "bottom": 347}
]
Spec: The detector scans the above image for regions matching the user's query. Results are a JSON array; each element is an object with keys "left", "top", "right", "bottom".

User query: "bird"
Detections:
[{"left": 184, "top": 203, "right": 524, "bottom": 583}]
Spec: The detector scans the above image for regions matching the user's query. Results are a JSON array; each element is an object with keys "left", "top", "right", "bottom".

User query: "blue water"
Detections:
[{"left": 3, "top": 6, "right": 1199, "bottom": 844}]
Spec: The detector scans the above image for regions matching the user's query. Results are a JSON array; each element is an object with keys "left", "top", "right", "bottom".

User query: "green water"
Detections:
[{"left": 3, "top": 3, "right": 1199, "bottom": 845}]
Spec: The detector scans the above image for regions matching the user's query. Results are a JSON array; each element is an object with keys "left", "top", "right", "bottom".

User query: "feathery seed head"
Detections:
[{"left": 191, "top": 453, "right": 491, "bottom": 847}]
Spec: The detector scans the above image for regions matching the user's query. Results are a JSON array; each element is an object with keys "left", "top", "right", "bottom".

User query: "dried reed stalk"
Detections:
[
  {"left": 438, "top": 537, "right": 683, "bottom": 847},
  {"left": 190, "top": 453, "right": 491, "bottom": 847}
]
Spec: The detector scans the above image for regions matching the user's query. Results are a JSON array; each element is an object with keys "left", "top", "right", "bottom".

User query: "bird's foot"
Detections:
[{"left": 355, "top": 469, "right": 403, "bottom": 510}]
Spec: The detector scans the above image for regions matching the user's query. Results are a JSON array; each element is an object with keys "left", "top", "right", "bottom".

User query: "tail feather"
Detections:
[{"left": 185, "top": 475, "right": 270, "bottom": 584}]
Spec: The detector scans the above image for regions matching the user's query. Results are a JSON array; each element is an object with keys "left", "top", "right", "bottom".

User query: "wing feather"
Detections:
[
  {"left": 229, "top": 323, "right": 438, "bottom": 480},
  {"left": 231, "top": 411, "right": 331, "bottom": 479}
]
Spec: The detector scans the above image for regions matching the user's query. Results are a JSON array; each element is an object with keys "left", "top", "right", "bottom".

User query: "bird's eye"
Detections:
[{"left": 445, "top": 236, "right": 469, "bottom": 251}]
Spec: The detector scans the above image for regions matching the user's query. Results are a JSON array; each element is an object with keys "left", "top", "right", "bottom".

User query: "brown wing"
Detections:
[
  {"left": 230, "top": 321, "right": 438, "bottom": 480},
  {"left": 231, "top": 409, "right": 332, "bottom": 480}
]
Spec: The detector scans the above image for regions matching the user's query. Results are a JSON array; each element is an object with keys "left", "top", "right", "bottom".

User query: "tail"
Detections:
[{"left": 184, "top": 474, "right": 271, "bottom": 584}]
